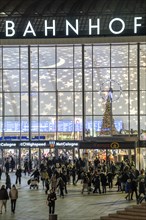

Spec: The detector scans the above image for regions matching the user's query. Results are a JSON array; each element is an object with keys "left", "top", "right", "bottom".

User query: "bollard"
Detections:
[{"left": 49, "top": 214, "right": 58, "bottom": 220}]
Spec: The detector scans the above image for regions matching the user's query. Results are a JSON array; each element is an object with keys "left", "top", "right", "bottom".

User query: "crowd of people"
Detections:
[{"left": 0, "top": 155, "right": 146, "bottom": 215}]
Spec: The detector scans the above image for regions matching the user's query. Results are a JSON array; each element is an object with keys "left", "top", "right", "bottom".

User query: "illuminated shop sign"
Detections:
[
  {"left": 80, "top": 141, "right": 135, "bottom": 149},
  {"left": 56, "top": 141, "right": 79, "bottom": 147},
  {"left": 19, "top": 142, "right": 47, "bottom": 147},
  {"left": 0, "top": 142, "right": 17, "bottom": 148},
  {"left": 110, "top": 142, "right": 120, "bottom": 149},
  {"left": 3, "top": 17, "right": 144, "bottom": 38}
]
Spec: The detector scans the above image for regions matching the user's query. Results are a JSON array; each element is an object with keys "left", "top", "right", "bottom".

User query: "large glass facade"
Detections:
[{"left": 0, "top": 43, "right": 146, "bottom": 141}]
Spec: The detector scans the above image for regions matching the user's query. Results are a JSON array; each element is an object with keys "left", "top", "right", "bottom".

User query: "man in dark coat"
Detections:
[
  {"left": 15, "top": 166, "right": 22, "bottom": 185},
  {"left": 47, "top": 189, "right": 57, "bottom": 214},
  {"left": 0, "top": 185, "right": 9, "bottom": 214}
]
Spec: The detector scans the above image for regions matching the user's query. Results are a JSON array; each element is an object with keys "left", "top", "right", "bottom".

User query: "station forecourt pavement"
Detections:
[{"left": 0, "top": 172, "right": 137, "bottom": 220}]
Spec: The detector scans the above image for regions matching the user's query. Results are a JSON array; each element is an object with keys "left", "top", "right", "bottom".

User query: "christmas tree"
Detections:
[{"left": 100, "top": 95, "right": 118, "bottom": 135}]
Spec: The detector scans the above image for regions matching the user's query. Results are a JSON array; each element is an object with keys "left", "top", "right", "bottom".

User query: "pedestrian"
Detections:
[
  {"left": 40, "top": 169, "right": 48, "bottom": 189},
  {"left": 46, "top": 189, "right": 57, "bottom": 214},
  {"left": 10, "top": 157, "right": 15, "bottom": 172},
  {"left": 4, "top": 159, "right": 9, "bottom": 173},
  {"left": 125, "top": 179, "right": 132, "bottom": 201},
  {"left": 9, "top": 184, "right": 18, "bottom": 213},
  {"left": 138, "top": 178, "right": 145, "bottom": 198},
  {"left": 57, "top": 174, "right": 65, "bottom": 198},
  {"left": 15, "top": 166, "right": 22, "bottom": 185},
  {"left": 131, "top": 178, "right": 138, "bottom": 200},
  {"left": 0, "top": 185, "right": 9, "bottom": 214},
  {"left": 6, "top": 172, "right": 11, "bottom": 190},
  {"left": 31, "top": 168, "right": 40, "bottom": 182}
]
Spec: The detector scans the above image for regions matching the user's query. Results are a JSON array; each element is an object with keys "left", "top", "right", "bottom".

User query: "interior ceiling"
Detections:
[{"left": 0, "top": 0, "right": 146, "bottom": 17}]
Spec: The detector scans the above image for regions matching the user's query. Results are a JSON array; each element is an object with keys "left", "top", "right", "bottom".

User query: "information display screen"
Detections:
[{"left": 2, "top": 120, "right": 123, "bottom": 132}]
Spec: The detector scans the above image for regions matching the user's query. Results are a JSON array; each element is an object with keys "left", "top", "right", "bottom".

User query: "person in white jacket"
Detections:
[{"left": 9, "top": 185, "right": 18, "bottom": 213}]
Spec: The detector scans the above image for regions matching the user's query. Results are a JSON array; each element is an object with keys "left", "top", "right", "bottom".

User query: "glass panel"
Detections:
[
  {"left": 75, "top": 92, "right": 82, "bottom": 115},
  {"left": 21, "top": 70, "right": 28, "bottom": 91},
  {"left": 58, "top": 92, "right": 73, "bottom": 115},
  {"left": 112, "top": 116, "right": 124, "bottom": 134},
  {"left": 4, "top": 93, "right": 20, "bottom": 116},
  {"left": 129, "top": 44, "right": 137, "bottom": 67},
  {"left": 93, "top": 92, "right": 105, "bottom": 115},
  {"left": 118, "top": 116, "right": 129, "bottom": 134},
  {"left": 57, "top": 69, "right": 73, "bottom": 91},
  {"left": 129, "top": 68, "right": 137, "bottom": 90},
  {"left": 31, "top": 93, "right": 38, "bottom": 115},
  {"left": 39, "top": 69, "right": 56, "bottom": 91},
  {"left": 0, "top": 118, "right": 2, "bottom": 138},
  {"left": 112, "top": 92, "right": 128, "bottom": 115},
  {"left": 84, "top": 46, "right": 92, "bottom": 68},
  {"left": 40, "top": 116, "right": 56, "bottom": 140},
  {"left": 93, "top": 116, "right": 104, "bottom": 137},
  {"left": 39, "top": 47, "right": 55, "bottom": 68},
  {"left": 74, "top": 46, "right": 82, "bottom": 68},
  {"left": 140, "top": 44, "right": 146, "bottom": 66},
  {"left": 0, "top": 93, "right": 2, "bottom": 116},
  {"left": 21, "top": 93, "right": 29, "bottom": 115},
  {"left": 140, "top": 91, "right": 146, "bottom": 114},
  {"left": 74, "top": 69, "right": 82, "bottom": 91},
  {"left": 130, "top": 91, "right": 137, "bottom": 115},
  {"left": 85, "top": 92, "right": 92, "bottom": 115},
  {"left": 111, "top": 45, "right": 128, "bottom": 67},
  {"left": 84, "top": 69, "right": 92, "bottom": 91},
  {"left": 0, "top": 69, "right": 2, "bottom": 91},
  {"left": 3, "top": 70, "right": 19, "bottom": 92},
  {"left": 57, "top": 116, "right": 74, "bottom": 140},
  {"left": 93, "top": 68, "right": 110, "bottom": 91},
  {"left": 93, "top": 45, "right": 110, "bottom": 67},
  {"left": 30, "top": 47, "right": 38, "bottom": 68},
  {"left": 57, "top": 46, "right": 73, "bottom": 68},
  {"left": 31, "top": 69, "right": 38, "bottom": 91},
  {"left": 31, "top": 116, "right": 39, "bottom": 138},
  {"left": 111, "top": 68, "right": 128, "bottom": 90},
  {"left": 20, "top": 47, "right": 28, "bottom": 68},
  {"left": 140, "top": 116, "right": 146, "bottom": 140},
  {"left": 130, "top": 116, "right": 138, "bottom": 134},
  {"left": 21, "top": 117, "right": 29, "bottom": 138},
  {"left": 40, "top": 92, "right": 56, "bottom": 115},
  {"left": 3, "top": 47, "right": 19, "bottom": 68},
  {"left": 4, "top": 117, "right": 20, "bottom": 137},
  {"left": 85, "top": 116, "right": 93, "bottom": 137},
  {"left": 140, "top": 68, "right": 146, "bottom": 90},
  {"left": 75, "top": 117, "right": 82, "bottom": 140}
]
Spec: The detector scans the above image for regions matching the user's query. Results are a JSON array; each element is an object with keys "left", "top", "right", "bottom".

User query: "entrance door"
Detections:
[
  {"left": 40, "top": 148, "right": 55, "bottom": 160},
  {"left": 57, "top": 148, "right": 74, "bottom": 161},
  {"left": 30, "top": 148, "right": 39, "bottom": 169},
  {"left": 20, "top": 148, "right": 30, "bottom": 168},
  {"left": 2, "top": 148, "right": 19, "bottom": 171}
]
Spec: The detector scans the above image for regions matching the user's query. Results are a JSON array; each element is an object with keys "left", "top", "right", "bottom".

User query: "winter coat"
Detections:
[
  {"left": 16, "top": 168, "right": 22, "bottom": 177},
  {"left": 9, "top": 187, "right": 18, "bottom": 200},
  {"left": 139, "top": 180, "right": 145, "bottom": 194},
  {"left": 125, "top": 180, "right": 132, "bottom": 193},
  {"left": 0, "top": 188, "right": 9, "bottom": 200}
]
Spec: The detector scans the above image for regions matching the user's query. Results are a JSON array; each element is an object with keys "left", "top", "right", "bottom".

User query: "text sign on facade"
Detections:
[{"left": 0, "top": 16, "right": 145, "bottom": 39}]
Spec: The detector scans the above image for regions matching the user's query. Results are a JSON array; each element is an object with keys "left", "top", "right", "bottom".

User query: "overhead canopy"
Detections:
[{"left": 0, "top": 0, "right": 145, "bottom": 39}]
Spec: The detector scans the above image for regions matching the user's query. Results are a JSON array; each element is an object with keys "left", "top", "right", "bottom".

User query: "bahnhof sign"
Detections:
[
  {"left": 3, "top": 17, "right": 145, "bottom": 38},
  {"left": 0, "top": 0, "right": 146, "bottom": 170}
]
